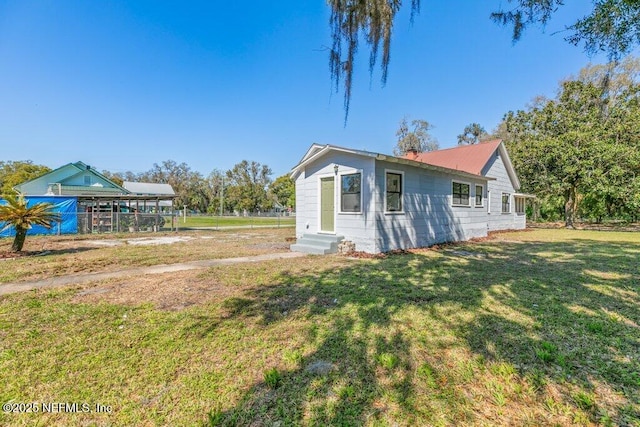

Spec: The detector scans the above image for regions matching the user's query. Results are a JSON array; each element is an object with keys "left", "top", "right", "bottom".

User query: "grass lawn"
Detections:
[
  {"left": 0, "top": 229, "right": 639, "bottom": 426},
  {"left": 175, "top": 215, "right": 295, "bottom": 228},
  {"left": 0, "top": 229, "right": 294, "bottom": 284}
]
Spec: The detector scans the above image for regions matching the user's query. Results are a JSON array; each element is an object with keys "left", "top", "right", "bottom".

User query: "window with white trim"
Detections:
[
  {"left": 502, "top": 193, "right": 511, "bottom": 213},
  {"left": 340, "top": 173, "right": 361, "bottom": 213},
  {"left": 452, "top": 181, "right": 470, "bottom": 206},
  {"left": 385, "top": 172, "right": 403, "bottom": 212},
  {"left": 475, "top": 185, "right": 483, "bottom": 207}
]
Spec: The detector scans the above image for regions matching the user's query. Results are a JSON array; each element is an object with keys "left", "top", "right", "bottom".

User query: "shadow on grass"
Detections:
[
  {"left": 0, "top": 246, "right": 98, "bottom": 259},
  {"left": 200, "top": 237, "right": 639, "bottom": 426}
]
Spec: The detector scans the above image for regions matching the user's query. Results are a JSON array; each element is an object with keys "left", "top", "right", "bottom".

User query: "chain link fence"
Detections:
[
  {"left": 174, "top": 209, "right": 296, "bottom": 230},
  {"left": 3, "top": 210, "right": 295, "bottom": 237}
]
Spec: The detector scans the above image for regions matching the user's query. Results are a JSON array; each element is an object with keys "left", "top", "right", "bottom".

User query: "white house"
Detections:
[{"left": 290, "top": 140, "right": 533, "bottom": 254}]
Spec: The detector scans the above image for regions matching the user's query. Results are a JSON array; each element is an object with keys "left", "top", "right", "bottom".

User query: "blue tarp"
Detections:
[{"left": 0, "top": 196, "right": 78, "bottom": 237}]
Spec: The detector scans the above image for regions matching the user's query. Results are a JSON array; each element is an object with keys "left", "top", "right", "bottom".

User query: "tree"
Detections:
[
  {"left": 138, "top": 160, "right": 204, "bottom": 209},
  {"left": 224, "top": 160, "right": 273, "bottom": 212},
  {"left": 269, "top": 174, "right": 296, "bottom": 209},
  {"left": 328, "top": 0, "right": 420, "bottom": 123},
  {"left": 204, "top": 169, "right": 225, "bottom": 214},
  {"left": 393, "top": 117, "right": 439, "bottom": 156},
  {"left": 491, "top": 0, "right": 640, "bottom": 60},
  {"left": 330, "top": 1, "right": 640, "bottom": 120},
  {"left": 573, "top": 56, "right": 640, "bottom": 113},
  {"left": 457, "top": 123, "right": 489, "bottom": 145},
  {"left": 503, "top": 60, "right": 640, "bottom": 227},
  {"left": 0, "top": 161, "right": 50, "bottom": 196},
  {"left": 0, "top": 194, "right": 60, "bottom": 252},
  {"left": 100, "top": 170, "right": 138, "bottom": 188}
]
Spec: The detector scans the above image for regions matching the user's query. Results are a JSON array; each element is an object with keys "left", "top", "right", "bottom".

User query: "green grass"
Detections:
[
  {"left": 264, "top": 368, "right": 282, "bottom": 389},
  {"left": 175, "top": 215, "right": 295, "bottom": 228},
  {"left": 0, "top": 229, "right": 639, "bottom": 426}
]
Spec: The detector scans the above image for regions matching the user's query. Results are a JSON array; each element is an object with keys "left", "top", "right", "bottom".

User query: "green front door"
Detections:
[{"left": 320, "top": 177, "right": 335, "bottom": 232}]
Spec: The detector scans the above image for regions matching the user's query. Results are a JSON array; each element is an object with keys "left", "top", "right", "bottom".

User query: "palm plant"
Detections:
[{"left": 0, "top": 194, "right": 60, "bottom": 252}]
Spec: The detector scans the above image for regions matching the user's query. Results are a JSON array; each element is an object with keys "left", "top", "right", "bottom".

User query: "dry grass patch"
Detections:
[{"left": 0, "top": 228, "right": 294, "bottom": 284}]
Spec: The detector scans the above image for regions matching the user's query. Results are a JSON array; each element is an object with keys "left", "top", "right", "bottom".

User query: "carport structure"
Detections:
[{"left": 76, "top": 194, "right": 177, "bottom": 234}]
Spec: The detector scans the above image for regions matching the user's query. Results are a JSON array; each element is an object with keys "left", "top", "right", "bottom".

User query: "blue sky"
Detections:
[{"left": 0, "top": 1, "right": 612, "bottom": 178}]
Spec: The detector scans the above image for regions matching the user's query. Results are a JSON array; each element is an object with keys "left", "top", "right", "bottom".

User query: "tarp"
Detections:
[{"left": 0, "top": 196, "right": 78, "bottom": 237}]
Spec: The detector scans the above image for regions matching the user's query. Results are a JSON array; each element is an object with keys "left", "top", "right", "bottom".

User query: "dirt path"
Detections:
[{"left": 0, "top": 252, "right": 306, "bottom": 296}]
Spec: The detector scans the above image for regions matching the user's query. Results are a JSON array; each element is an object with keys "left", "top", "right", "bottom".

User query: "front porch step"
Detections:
[{"left": 290, "top": 233, "right": 344, "bottom": 255}]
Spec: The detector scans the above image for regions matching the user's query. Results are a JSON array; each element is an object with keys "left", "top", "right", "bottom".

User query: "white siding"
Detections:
[
  {"left": 374, "top": 160, "right": 490, "bottom": 252},
  {"left": 295, "top": 152, "right": 377, "bottom": 252},
  {"left": 483, "top": 152, "right": 526, "bottom": 231}
]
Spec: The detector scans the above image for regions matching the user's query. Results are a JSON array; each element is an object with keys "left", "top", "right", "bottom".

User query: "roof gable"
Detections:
[
  {"left": 14, "top": 161, "right": 129, "bottom": 194},
  {"left": 296, "top": 143, "right": 326, "bottom": 165},
  {"left": 14, "top": 162, "right": 79, "bottom": 191},
  {"left": 402, "top": 140, "right": 521, "bottom": 190},
  {"left": 402, "top": 140, "right": 501, "bottom": 175}
]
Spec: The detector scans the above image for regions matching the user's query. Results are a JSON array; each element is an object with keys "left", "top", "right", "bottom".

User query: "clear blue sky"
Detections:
[{"left": 0, "top": 1, "right": 612, "bottom": 178}]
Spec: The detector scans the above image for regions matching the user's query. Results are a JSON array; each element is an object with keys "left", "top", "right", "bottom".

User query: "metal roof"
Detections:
[
  {"left": 123, "top": 181, "right": 175, "bottom": 195},
  {"left": 402, "top": 139, "right": 521, "bottom": 190},
  {"left": 403, "top": 140, "right": 502, "bottom": 175}
]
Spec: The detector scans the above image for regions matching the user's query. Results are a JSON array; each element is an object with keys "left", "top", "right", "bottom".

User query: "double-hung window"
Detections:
[
  {"left": 385, "top": 172, "right": 403, "bottom": 212},
  {"left": 475, "top": 185, "right": 483, "bottom": 207},
  {"left": 340, "top": 173, "right": 361, "bottom": 213},
  {"left": 502, "top": 193, "right": 511, "bottom": 213}
]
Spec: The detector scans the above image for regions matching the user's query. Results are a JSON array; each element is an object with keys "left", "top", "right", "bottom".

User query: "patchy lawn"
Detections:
[
  {"left": 177, "top": 215, "right": 295, "bottom": 228},
  {"left": 0, "top": 228, "right": 294, "bottom": 284},
  {"left": 0, "top": 229, "right": 639, "bottom": 426}
]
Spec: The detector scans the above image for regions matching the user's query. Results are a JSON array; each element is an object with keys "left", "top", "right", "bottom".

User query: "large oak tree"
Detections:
[{"left": 503, "top": 58, "right": 640, "bottom": 226}]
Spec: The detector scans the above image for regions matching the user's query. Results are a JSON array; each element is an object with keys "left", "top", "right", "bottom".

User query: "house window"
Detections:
[
  {"left": 84, "top": 176, "right": 91, "bottom": 185},
  {"left": 340, "top": 173, "right": 361, "bottom": 213},
  {"left": 386, "top": 172, "right": 402, "bottom": 212},
  {"left": 452, "top": 181, "right": 470, "bottom": 206},
  {"left": 502, "top": 193, "right": 511, "bottom": 213},
  {"left": 475, "top": 185, "right": 483, "bottom": 207},
  {"left": 515, "top": 197, "right": 526, "bottom": 214}
]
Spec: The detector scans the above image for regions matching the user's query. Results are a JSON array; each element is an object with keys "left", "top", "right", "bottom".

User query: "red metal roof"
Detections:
[{"left": 401, "top": 139, "right": 502, "bottom": 175}]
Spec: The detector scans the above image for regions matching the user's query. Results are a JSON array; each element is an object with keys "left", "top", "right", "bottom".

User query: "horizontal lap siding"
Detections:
[
  {"left": 374, "top": 161, "right": 489, "bottom": 252},
  {"left": 295, "top": 152, "right": 376, "bottom": 252},
  {"left": 483, "top": 154, "right": 525, "bottom": 231},
  {"left": 295, "top": 171, "right": 313, "bottom": 233}
]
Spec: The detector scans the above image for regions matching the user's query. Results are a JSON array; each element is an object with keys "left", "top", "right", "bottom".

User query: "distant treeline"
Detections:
[{"left": 0, "top": 159, "right": 295, "bottom": 214}]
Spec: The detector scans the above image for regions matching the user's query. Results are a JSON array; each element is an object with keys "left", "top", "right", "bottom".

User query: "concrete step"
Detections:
[
  {"left": 290, "top": 234, "right": 345, "bottom": 255},
  {"left": 300, "top": 233, "right": 345, "bottom": 243},
  {"left": 289, "top": 243, "right": 333, "bottom": 255}
]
